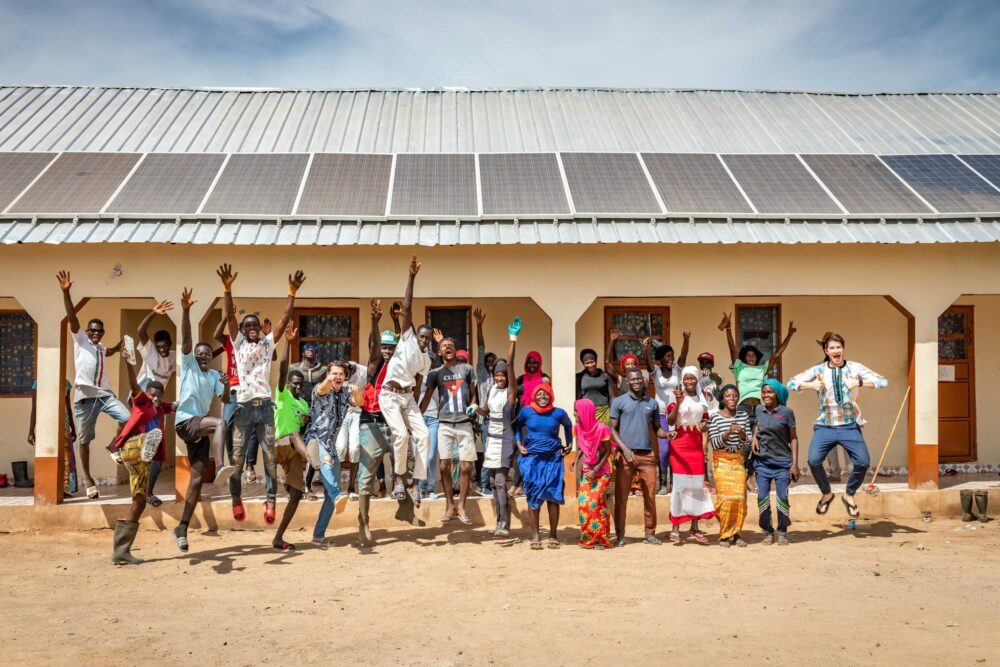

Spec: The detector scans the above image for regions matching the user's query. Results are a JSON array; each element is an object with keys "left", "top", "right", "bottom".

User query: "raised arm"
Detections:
[
  {"left": 474, "top": 307, "right": 486, "bottom": 360},
  {"left": 720, "top": 313, "right": 738, "bottom": 364},
  {"left": 180, "top": 288, "right": 195, "bottom": 356},
  {"left": 766, "top": 321, "right": 796, "bottom": 375},
  {"left": 278, "top": 325, "right": 297, "bottom": 392},
  {"left": 641, "top": 337, "right": 655, "bottom": 373},
  {"left": 56, "top": 271, "right": 80, "bottom": 333},
  {"left": 399, "top": 255, "right": 420, "bottom": 333},
  {"left": 212, "top": 312, "right": 228, "bottom": 346},
  {"left": 366, "top": 299, "right": 383, "bottom": 374},
  {"left": 216, "top": 264, "right": 239, "bottom": 339},
  {"left": 271, "top": 270, "right": 305, "bottom": 341},
  {"left": 678, "top": 330, "right": 690, "bottom": 367},
  {"left": 506, "top": 317, "right": 521, "bottom": 403},
  {"left": 390, "top": 300, "right": 403, "bottom": 336},
  {"left": 605, "top": 329, "right": 621, "bottom": 378},
  {"left": 138, "top": 300, "right": 174, "bottom": 346},
  {"left": 124, "top": 354, "right": 141, "bottom": 397}
]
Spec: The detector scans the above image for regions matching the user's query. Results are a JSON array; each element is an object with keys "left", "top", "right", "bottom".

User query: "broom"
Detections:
[{"left": 864, "top": 385, "right": 911, "bottom": 497}]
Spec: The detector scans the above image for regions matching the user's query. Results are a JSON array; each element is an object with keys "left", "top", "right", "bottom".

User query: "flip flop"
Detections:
[
  {"left": 440, "top": 512, "right": 455, "bottom": 523},
  {"left": 457, "top": 512, "right": 472, "bottom": 525},
  {"left": 263, "top": 501, "right": 276, "bottom": 525},
  {"left": 669, "top": 530, "right": 682, "bottom": 543},
  {"left": 232, "top": 499, "right": 246, "bottom": 522},
  {"left": 547, "top": 539, "right": 560, "bottom": 549},
  {"left": 392, "top": 482, "right": 406, "bottom": 500},
  {"left": 530, "top": 541, "right": 543, "bottom": 550},
  {"left": 147, "top": 495, "right": 162, "bottom": 507},
  {"left": 273, "top": 541, "right": 295, "bottom": 551},
  {"left": 689, "top": 531, "right": 709, "bottom": 544},
  {"left": 841, "top": 496, "right": 861, "bottom": 518},
  {"left": 816, "top": 493, "right": 835, "bottom": 515}
]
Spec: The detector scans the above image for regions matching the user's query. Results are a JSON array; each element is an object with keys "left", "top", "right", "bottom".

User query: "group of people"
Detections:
[{"left": 47, "top": 256, "right": 888, "bottom": 564}]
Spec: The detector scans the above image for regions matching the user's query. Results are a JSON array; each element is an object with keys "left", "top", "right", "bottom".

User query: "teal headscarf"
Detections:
[{"left": 763, "top": 378, "right": 789, "bottom": 406}]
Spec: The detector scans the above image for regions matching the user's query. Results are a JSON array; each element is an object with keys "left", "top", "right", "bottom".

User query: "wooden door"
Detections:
[{"left": 938, "top": 306, "right": 976, "bottom": 462}]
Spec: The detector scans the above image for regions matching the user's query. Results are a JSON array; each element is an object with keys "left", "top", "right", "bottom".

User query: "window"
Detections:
[
  {"left": 736, "top": 304, "right": 782, "bottom": 379},
  {"left": 604, "top": 306, "right": 670, "bottom": 367},
  {"left": 0, "top": 311, "right": 36, "bottom": 396},
  {"left": 293, "top": 309, "right": 358, "bottom": 363},
  {"left": 426, "top": 306, "right": 471, "bottom": 352}
]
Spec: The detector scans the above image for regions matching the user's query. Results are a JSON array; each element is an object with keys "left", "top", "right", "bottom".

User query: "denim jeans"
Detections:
[
  {"left": 807, "top": 424, "right": 870, "bottom": 496},
  {"left": 224, "top": 389, "right": 259, "bottom": 468},
  {"left": 754, "top": 458, "right": 791, "bottom": 534},
  {"left": 230, "top": 400, "right": 277, "bottom": 501},
  {"left": 313, "top": 456, "right": 343, "bottom": 539},
  {"left": 74, "top": 394, "right": 130, "bottom": 445},
  {"left": 418, "top": 415, "right": 440, "bottom": 494}
]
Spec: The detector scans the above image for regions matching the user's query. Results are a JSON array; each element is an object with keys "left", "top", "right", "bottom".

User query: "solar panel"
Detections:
[
  {"left": 0, "top": 153, "right": 56, "bottom": 211},
  {"left": 479, "top": 153, "right": 570, "bottom": 216},
  {"left": 390, "top": 154, "right": 477, "bottom": 216},
  {"left": 957, "top": 155, "right": 1000, "bottom": 191},
  {"left": 296, "top": 153, "right": 392, "bottom": 216},
  {"left": 9, "top": 152, "right": 141, "bottom": 214},
  {"left": 881, "top": 155, "right": 1000, "bottom": 214},
  {"left": 721, "top": 154, "right": 841, "bottom": 214},
  {"left": 641, "top": 153, "right": 752, "bottom": 213},
  {"left": 560, "top": 153, "right": 661, "bottom": 214},
  {"left": 202, "top": 153, "right": 309, "bottom": 216},
  {"left": 106, "top": 153, "right": 225, "bottom": 214},
  {"left": 801, "top": 154, "right": 932, "bottom": 215}
]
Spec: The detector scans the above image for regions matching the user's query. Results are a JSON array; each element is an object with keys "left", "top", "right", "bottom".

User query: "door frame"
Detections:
[{"left": 938, "top": 304, "right": 977, "bottom": 463}]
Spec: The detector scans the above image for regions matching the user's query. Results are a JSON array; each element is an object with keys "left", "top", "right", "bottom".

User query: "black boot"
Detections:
[
  {"left": 975, "top": 491, "right": 989, "bottom": 523},
  {"left": 111, "top": 519, "right": 144, "bottom": 565},
  {"left": 657, "top": 469, "right": 668, "bottom": 496},
  {"left": 12, "top": 460, "right": 33, "bottom": 488},
  {"left": 960, "top": 490, "right": 975, "bottom": 522},
  {"left": 357, "top": 494, "right": 373, "bottom": 545},
  {"left": 495, "top": 504, "right": 510, "bottom": 537}
]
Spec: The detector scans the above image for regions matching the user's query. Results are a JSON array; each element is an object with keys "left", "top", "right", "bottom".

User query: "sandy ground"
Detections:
[{"left": 2, "top": 519, "right": 999, "bottom": 666}]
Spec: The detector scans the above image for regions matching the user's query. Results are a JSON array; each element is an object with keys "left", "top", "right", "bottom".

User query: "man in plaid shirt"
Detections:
[{"left": 788, "top": 332, "right": 887, "bottom": 519}]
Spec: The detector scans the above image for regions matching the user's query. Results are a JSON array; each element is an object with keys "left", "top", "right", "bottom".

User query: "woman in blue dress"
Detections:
[{"left": 515, "top": 382, "right": 573, "bottom": 550}]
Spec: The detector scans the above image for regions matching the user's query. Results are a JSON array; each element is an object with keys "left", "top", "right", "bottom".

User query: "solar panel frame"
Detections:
[
  {"left": 640, "top": 153, "right": 753, "bottom": 213},
  {"left": 560, "top": 152, "right": 662, "bottom": 215},
  {"left": 389, "top": 154, "right": 478, "bottom": 217},
  {"left": 296, "top": 153, "right": 392, "bottom": 217},
  {"left": 479, "top": 153, "right": 571, "bottom": 216},
  {"left": 957, "top": 155, "right": 1000, "bottom": 192},
  {"left": 0, "top": 152, "right": 57, "bottom": 211},
  {"left": 881, "top": 154, "right": 1000, "bottom": 214},
  {"left": 201, "top": 153, "right": 309, "bottom": 216},
  {"left": 9, "top": 152, "right": 141, "bottom": 214},
  {"left": 801, "top": 154, "right": 933, "bottom": 215},
  {"left": 106, "top": 153, "right": 226, "bottom": 214},
  {"left": 721, "top": 154, "right": 842, "bottom": 215}
]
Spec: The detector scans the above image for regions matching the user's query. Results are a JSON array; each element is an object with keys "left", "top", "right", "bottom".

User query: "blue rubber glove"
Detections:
[{"left": 508, "top": 316, "right": 523, "bottom": 337}]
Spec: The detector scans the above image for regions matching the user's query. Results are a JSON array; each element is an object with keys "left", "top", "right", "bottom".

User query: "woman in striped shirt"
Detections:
[{"left": 709, "top": 385, "right": 751, "bottom": 547}]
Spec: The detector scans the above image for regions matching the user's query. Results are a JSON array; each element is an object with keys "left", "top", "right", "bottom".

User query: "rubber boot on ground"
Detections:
[
  {"left": 975, "top": 490, "right": 989, "bottom": 523},
  {"left": 357, "top": 494, "right": 373, "bottom": 545},
  {"left": 495, "top": 504, "right": 510, "bottom": 537},
  {"left": 111, "top": 519, "right": 144, "bottom": 565},
  {"left": 657, "top": 469, "right": 668, "bottom": 496},
  {"left": 960, "top": 490, "right": 975, "bottom": 522}
]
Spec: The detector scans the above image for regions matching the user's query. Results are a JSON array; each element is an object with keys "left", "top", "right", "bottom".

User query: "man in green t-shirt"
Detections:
[{"left": 272, "top": 326, "right": 310, "bottom": 551}]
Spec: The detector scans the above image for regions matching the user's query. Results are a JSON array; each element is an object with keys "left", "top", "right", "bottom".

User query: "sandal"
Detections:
[
  {"left": 273, "top": 541, "right": 295, "bottom": 551},
  {"left": 733, "top": 536, "right": 749, "bottom": 548},
  {"left": 689, "top": 530, "right": 709, "bottom": 544},
  {"left": 643, "top": 535, "right": 662, "bottom": 545},
  {"left": 816, "top": 493, "right": 835, "bottom": 515},
  {"left": 841, "top": 495, "right": 860, "bottom": 518},
  {"left": 391, "top": 482, "right": 406, "bottom": 501},
  {"left": 263, "top": 501, "right": 276, "bottom": 526},
  {"left": 173, "top": 526, "right": 189, "bottom": 552},
  {"left": 147, "top": 495, "right": 162, "bottom": 507},
  {"left": 669, "top": 530, "right": 682, "bottom": 543},
  {"left": 440, "top": 512, "right": 455, "bottom": 523},
  {"left": 86, "top": 485, "right": 100, "bottom": 500},
  {"left": 457, "top": 512, "right": 472, "bottom": 525},
  {"left": 547, "top": 539, "right": 560, "bottom": 549},
  {"left": 530, "top": 541, "right": 544, "bottom": 550},
  {"left": 232, "top": 499, "right": 246, "bottom": 522},
  {"left": 409, "top": 488, "right": 422, "bottom": 508}
]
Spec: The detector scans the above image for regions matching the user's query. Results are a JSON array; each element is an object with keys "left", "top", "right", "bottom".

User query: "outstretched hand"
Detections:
[
  {"left": 508, "top": 316, "right": 523, "bottom": 337},
  {"left": 787, "top": 320, "right": 797, "bottom": 336},
  {"left": 180, "top": 288, "right": 195, "bottom": 310},
  {"left": 609, "top": 328, "right": 622, "bottom": 341},
  {"left": 288, "top": 270, "right": 306, "bottom": 293},
  {"left": 473, "top": 308, "right": 485, "bottom": 325},
  {"left": 390, "top": 301, "right": 403, "bottom": 320},
  {"left": 153, "top": 299, "right": 174, "bottom": 315},
  {"left": 432, "top": 328, "right": 444, "bottom": 343},
  {"left": 56, "top": 270, "right": 72, "bottom": 291},
  {"left": 409, "top": 254, "right": 421, "bottom": 276},
  {"left": 217, "top": 264, "right": 238, "bottom": 290},
  {"left": 719, "top": 312, "right": 731, "bottom": 330},
  {"left": 370, "top": 298, "right": 382, "bottom": 318},
  {"left": 285, "top": 325, "right": 298, "bottom": 342}
]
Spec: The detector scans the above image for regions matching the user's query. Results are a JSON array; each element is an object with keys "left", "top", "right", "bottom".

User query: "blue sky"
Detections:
[{"left": 1, "top": 0, "right": 998, "bottom": 91}]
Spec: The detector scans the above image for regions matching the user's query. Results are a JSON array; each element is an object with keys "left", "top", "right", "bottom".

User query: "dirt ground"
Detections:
[{"left": 2, "top": 519, "right": 998, "bottom": 666}]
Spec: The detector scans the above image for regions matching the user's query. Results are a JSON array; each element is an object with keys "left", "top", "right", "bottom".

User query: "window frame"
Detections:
[
  {"left": 0, "top": 309, "right": 38, "bottom": 398},
  {"left": 735, "top": 303, "right": 783, "bottom": 380},
  {"left": 603, "top": 305, "right": 671, "bottom": 371},
  {"left": 291, "top": 308, "right": 359, "bottom": 364},
  {"left": 425, "top": 305, "right": 472, "bottom": 353}
]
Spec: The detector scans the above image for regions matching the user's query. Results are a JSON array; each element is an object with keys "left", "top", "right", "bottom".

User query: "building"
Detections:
[{"left": 0, "top": 85, "right": 997, "bottom": 505}]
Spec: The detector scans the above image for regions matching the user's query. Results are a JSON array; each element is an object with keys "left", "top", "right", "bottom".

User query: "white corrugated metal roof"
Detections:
[
  {"left": 2, "top": 218, "right": 997, "bottom": 245},
  {"left": 1, "top": 86, "right": 998, "bottom": 154}
]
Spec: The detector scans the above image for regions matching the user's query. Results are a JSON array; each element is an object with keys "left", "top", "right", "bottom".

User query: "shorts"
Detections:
[
  {"left": 176, "top": 417, "right": 211, "bottom": 467},
  {"left": 120, "top": 434, "right": 151, "bottom": 499},
  {"left": 74, "top": 394, "right": 130, "bottom": 445},
  {"left": 335, "top": 409, "right": 361, "bottom": 463},
  {"left": 276, "top": 444, "right": 305, "bottom": 492},
  {"left": 437, "top": 421, "right": 477, "bottom": 462}
]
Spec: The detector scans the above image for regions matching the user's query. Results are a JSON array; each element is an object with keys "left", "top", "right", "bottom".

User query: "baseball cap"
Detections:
[{"left": 380, "top": 330, "right": 399, "bottom": 346}]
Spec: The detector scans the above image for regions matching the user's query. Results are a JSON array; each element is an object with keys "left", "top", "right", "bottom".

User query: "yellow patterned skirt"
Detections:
[
  {"left": 712, "top": 449, "right": 747, "bottom": 541},
  {"left": 120, "top": 434, "right": 151, "bottom": 499}
]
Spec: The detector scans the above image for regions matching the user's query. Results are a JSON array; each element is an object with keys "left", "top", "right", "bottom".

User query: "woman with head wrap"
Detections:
[
  {"left": 574, "top": 398, "right": 616, "bottom": 549},
  {"left": 514, "top": 382, "right": 573, "bottom": 550},
  {"left": 708, "top": 384, "right": 751, "bottom": 547},
  {"left": 664, "top": 366, "right": 716, "bottom": 543},
  {"left": 642, "top": 332, "right": 691, "bottom": 497},
  {"left": 750, "top": 378, "right": 799, "bottom": 545},
  {"left": 475, "top": 317, "right": 522, "bottom": 537}
]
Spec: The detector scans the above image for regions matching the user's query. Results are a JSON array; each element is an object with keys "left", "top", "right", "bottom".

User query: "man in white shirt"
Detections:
[
  {"left": 57, "top": 270, "right": 129, "bottom": 500},
  {"left": 336, "top": 360, "right": 368, "bottom": 499},
  {"left": 379, "top": 255, "right": 433, "bottom": 506},
  {"left": 218, "top": 263, "right": 306, "bottom": 526}
]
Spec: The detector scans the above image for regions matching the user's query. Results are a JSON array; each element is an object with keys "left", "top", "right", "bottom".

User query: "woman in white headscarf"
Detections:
[{"left": 664, "top": 366, "right": 716, "bottom": 544}]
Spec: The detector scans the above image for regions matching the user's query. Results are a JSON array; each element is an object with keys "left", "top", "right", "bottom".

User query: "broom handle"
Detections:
[{"left": 870, "top": 385, "right": 911, "bottom": 485}]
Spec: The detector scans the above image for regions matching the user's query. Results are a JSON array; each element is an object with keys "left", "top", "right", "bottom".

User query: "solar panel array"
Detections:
[
  {"left": 2, "top": 150, "right": 1000, "bottom": 220},
  {"left": 802, "top": 154, "right": 932, "bottom": 215},
  {"left": 390, "top": 154, "right": 478, "bottom": 216},
  {"left": 722, "top": 154, "right": 842, "bottom": 214},
  {"left": 479, "top": 153, "right": 570, "bottom": 215},
  {"left": 881, "top": 155, "right": 1000, "bottom": 214},
  {"left": 641, "top": 153, "right": 752, "bottom": 213},
  {"left": 202, "top": 154, "right": 309, "bottom": 215},
  {"left": 561, "top": 153, "right": 661, "bottom": 214},
  {"left": 10, "top": 152, "right": 141, "bottom": 214},
  {"left": 107, "top": 153, "right": 226, "bottom": 214},
  {"left": 297, "top": 153, "right": 392, "bottom": 216}
]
